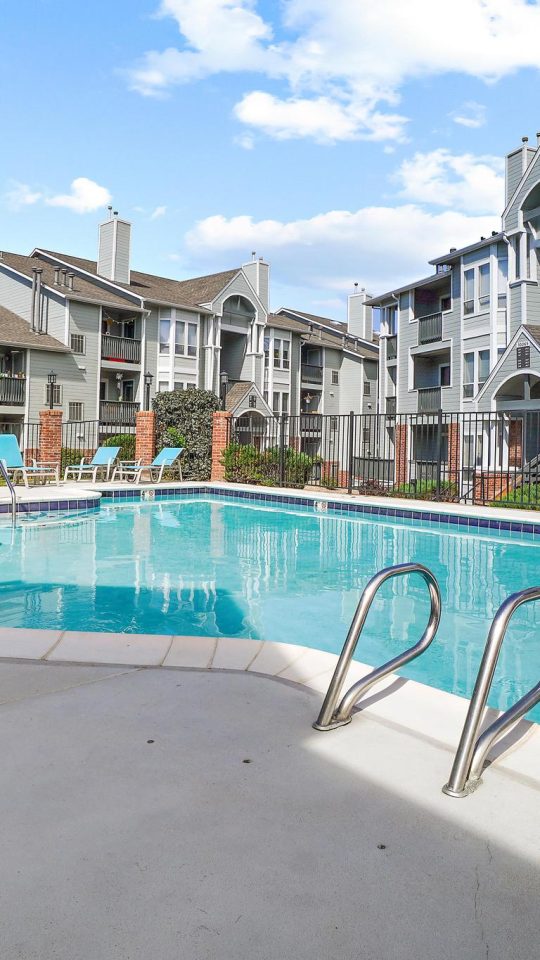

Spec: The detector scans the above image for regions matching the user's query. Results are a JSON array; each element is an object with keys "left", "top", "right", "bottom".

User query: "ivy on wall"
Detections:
[{"left": 153, "top": 389, "right": 220, "bottom": 480}]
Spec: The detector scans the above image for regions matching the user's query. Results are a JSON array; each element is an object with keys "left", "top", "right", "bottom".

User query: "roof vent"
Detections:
[{"left": 449, "top": 247, "right": 457, "bottom": 252}]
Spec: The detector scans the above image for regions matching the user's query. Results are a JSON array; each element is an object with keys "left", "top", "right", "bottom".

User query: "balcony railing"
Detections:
[
  {"left": 99, "top": 400, "right": 140, "bottom": 426},
  {"left": 301, "top": 363, "right": 323, "bottom": 384},
  {"left": 0, "top": 376, "right": 25, "bottom": 406},
  {"left": 386, "top": 335, "right": 397, "bottom": 360},
  {"left": 386, "top": 396, "right": 396, "bottom": 415},
  {"left": 418, "top": 312, "right": 443, "bottom": 345},
  {"left": 417, "top": 386, "right": 441, "bottom": 413},
  {"left": 300, "top": 414, "right": 322, "bottom": 434},
  {"left": 101, "top": 335, "right": 141, "bottom": 364}
]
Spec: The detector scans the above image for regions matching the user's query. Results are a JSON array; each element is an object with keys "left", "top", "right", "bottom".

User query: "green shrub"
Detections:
[
  {"left": 490, "top": 484, "right": 540, "bottom": 510},
  {"left": 222, "top": 443, "right": 319, "bottom": 488},
  {"left": 60, "top": 447, "right": 85, "bottom": 473},
  {"left": 161, "top": 425, "right": 186, "bottom": 450},
  {"left": 391, "top": 478, "right": 458, "bottom": 501},
  {"left": 154, "top": 389, "right": 220, "bottom": 480},
  {"left": 103, "top": 433, "right": 136, "bottom": 461}
]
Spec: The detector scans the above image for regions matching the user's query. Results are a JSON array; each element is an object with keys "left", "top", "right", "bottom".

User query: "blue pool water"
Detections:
[{"left": 1, "top": 495, "right": 540, "bottom": 718}]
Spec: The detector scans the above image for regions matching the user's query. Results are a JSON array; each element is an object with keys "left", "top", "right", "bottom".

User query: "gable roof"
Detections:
[
  {"left": 38, "top": 250, "right": 239, "bottom": 311},
  {"left": 224, "top": 380, "right": 273, "bottom": 417},
  {"left": 270, "top": 310, "right": 378, "bottom": 359},
  {"left": 475, "top": 324, "right": 540, "bottom": 402},
  {"left": 0, "top": 251, "right": 139, "bottom": 312},
  {"left": 0, "top": 305, "right": 69, "bottom": 353}
]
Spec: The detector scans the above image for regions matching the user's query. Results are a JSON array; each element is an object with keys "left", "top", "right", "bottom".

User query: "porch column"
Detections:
[
  {"left": 211, "top": 411, "right": 231, "bottom": 481},
  {"left": 135, "top": 410, "right": 156, "bottom": 465}
]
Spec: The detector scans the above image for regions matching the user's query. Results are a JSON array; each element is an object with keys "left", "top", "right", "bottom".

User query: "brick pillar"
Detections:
[
  {"left": 211, "top": 410, "right": 231, "bottom": 481},
  {"left": 395, "top": 423, "right": 408, "bottom": 486},
  {"left": 448, "top": 422, "right": 460, "bottom": 487},
  {"left": 135, "top": 410, "right": 156, "bottom": 465},
  {"left": 39, "top": 409, "right": 63, "bottom": 470}
]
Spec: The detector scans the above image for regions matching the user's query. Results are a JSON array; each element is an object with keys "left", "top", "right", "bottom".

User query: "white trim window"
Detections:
[
  {"left": 160, "top": 309, "right": 199, "bottom": 358},
  {"left": 68, "top": 401, "right": 84, "bottom": 421},
  {"left": 272, "top": 390, "right": 289, "bottom": 415},
  {"left": 159, "top": 312, "right": 170, "bottom": 354},
  {"left": 45, "top": 383, "right": 62, "bottom": 406},
  {"left": 158, "top": 380, "right": 169, "bottom": 393},
  {"left": 463, "top": 349, "right": 490, "bottom": 398},
  {"left": 463, "top": 262, "right": 490, "bottom": 316},
  {"left": 331, "top": 370, "right": 339, "bottom": 385},
  {"left": 273, "top": 337, "right": 290, "bottom": 370},
  {"left": 70, "top": 333, "right": 86, "bottom": 355}
]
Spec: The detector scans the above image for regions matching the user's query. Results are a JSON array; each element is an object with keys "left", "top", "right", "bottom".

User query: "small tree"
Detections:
[{"left": 153, "top": 389, "right": 220, "bottom": 480}]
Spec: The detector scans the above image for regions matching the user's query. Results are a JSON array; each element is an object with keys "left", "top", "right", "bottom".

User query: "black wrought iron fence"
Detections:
[{"left": 226, "top": 409, "right": 540, "bottom": 509}]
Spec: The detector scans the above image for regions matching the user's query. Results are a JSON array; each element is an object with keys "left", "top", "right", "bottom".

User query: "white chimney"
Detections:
[
  {"left": 98, "top": 211, "right": 131, "bottom": 284},
  {"left": 347, "top": 286, "right": 372, "bottom": 341},
  {"left": 242, "top": 255, "right": 269, "bottom": 312}
]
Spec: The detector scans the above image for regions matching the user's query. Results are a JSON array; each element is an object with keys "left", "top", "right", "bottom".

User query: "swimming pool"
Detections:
[{"left": 1, "top": 493, "right": 540, "bottom": 718}]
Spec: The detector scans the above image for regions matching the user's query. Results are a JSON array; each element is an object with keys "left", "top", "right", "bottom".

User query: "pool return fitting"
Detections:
[{"left": 313, "top": 562, "right": 442, "bottom": 732}]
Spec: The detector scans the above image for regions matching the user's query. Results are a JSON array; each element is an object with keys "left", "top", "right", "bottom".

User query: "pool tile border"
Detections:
[
  {"left": 0, "top": 495, "right": 100, "bottom": 518},
  {"left": 100, "top": 484, "right": 540, "bottom": 538}
]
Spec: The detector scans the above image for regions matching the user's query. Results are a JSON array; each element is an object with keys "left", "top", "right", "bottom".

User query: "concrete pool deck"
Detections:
[{"left": 0, "top": 657, "right": 538, "bottom": 960}]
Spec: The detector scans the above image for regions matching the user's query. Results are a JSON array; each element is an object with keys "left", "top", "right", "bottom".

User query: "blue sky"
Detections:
[{"left": 2, "top": 0, "right": 540, "bottom": 319}]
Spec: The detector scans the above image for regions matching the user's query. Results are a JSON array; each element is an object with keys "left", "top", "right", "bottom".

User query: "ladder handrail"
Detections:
[
  {"left": 313, "top": 562, "right": 441, "bottom": 731},
  {"left": 0, "top": 458, "right": 16, "bottom": 526},
  {"left": 443, "top": 585, "right": 540, "bottom": 797}
]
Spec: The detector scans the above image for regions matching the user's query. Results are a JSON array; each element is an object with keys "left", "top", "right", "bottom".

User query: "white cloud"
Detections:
[
  {"left": 150, "top": 204, "right": 167, "bottom": 219},
  {"left": 127, "top": 0, "right": 540, "bottom": 142},
  {"left": 185, "top": 204, "right": 499, "bottom": 294},
  {"left": 395, "top": 149, "right": 504, "bottom": 214},
  {"left": 450, "top": 101, "right": 487, "bottom": 129},
  {"left": 46, "top": 177, "right": 112, "bottom": 214},
  {"left": 234, "top": 133, "right": 255, "bottom": 150},
  {"left": 3, "top": 181, "right": 42, "bottom": 210}
]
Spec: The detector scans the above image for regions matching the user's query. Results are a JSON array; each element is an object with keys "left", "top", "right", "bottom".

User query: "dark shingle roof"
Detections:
[
  {"left": 224, "top": 382, "right": 252, "bottom": 412},
  {"left": 38, "top": 250, "right": 239, "bottom": 310},
  {"left": 1, "top": 252, "right": 142, "bottom": 311},
  {"left": 0, "top": 305, "right": 69, "bottom": 352},
  {"left": 269, "top": 312, "right": 378, "bottom": 359},
  {"left": 524, "top": 324, "right": 540, "bottom": 347}
]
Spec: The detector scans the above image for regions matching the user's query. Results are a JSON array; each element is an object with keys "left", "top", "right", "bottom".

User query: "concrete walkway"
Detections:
[{"left": 0, "top": 660, "right": 538, "bottom": 960}]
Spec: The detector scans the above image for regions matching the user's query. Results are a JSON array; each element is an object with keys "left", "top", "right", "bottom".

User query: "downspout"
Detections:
[
  {"left": 502, "top": 231, "right": 511, "bottom": 350},
  {"left": 30, "top": 269, "right": 37, "bottom": 331},
  {"left": 35, "top": 268, "right": 43, "bottom": 333}
]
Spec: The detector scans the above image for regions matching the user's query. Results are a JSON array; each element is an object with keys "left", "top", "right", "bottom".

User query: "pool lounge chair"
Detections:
[
  {"left": 64, "top": 446, "right": 121, "bottom": 483},
  {"left": 111, "top": 447, "right": 184, "bottom": 484},
  {"left": 0, "top": 434, "right": 59, "bottom": 487}
]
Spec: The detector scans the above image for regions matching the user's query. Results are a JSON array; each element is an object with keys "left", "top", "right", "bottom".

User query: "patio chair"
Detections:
[
  {"left": 0, "top": 434, "right": 60, "bottom": 487},
  {"left": 111, "top": 447, "right": 184, "bottom": 484},
  {"left": 64, "top": 446, "right": 121, "bottom": 483}
]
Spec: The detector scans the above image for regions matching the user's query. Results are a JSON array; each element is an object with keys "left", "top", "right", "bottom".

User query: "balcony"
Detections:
[
  {"left": 385, "top": 396, "right": 396, "bottom": 415},
  {"left": 100, "top": 400, "right": 140, "bottom": 426},
  {"left": 418, "top": 312, "right": 443, "bottom": 345},
  {"left": 386, "top": 336, "right": 397, "bottom": 361},
  {"left": 301, "top": 363, "right": 323, "bottom": 384},
  {"left": 101, "top": 335, "right": 141, "bottom": 364},
  {"left": 299, "top": 414, "right": 322, "bottom": 435},
  {"left": 0, "top": 375, "right": 25, "bottom": 406},
  {"left": 417, "top": 387, "right": 441, "bottom": 413}
]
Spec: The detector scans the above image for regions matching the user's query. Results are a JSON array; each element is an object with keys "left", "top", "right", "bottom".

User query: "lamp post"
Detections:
[
  {"left": 220, "top": 371, "right": 229, "bottom": 410},
  {"left": 47, "top": 371, "right": 57, "bottom": 410},
  {"left": 144, "top": 371, "right": 153, "bottom": 411}
]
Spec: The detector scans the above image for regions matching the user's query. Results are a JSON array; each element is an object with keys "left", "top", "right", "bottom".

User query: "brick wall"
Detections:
[
  {"left": 39, "top": 409, "right": 63, "bottom": 469},
  {"left": 135, "top": 411, "right": 156, "bottom": 465},
  {"left": 447, "top": 422, "right": 460, "bottom": 486},
  {"left": 211, "top": 411, "right": 231, "bottom": 481},
  {"left": 395, "top": 424, "right": 408, "bottom": 486}
]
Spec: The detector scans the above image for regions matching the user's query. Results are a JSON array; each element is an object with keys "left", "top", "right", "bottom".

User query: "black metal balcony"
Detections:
[
  {"left": 386, "top": 336, "right": 397, "bottom": 360},
  {"left": 300, "top": 414, "right": 322, "bottom": 434},
  {"left": 101, "top": 335, "right": 141, "bottom": 364},
  {"left": 418, "top": 312, "right": 443, "bottom": 345},
  {"left": 99, "top": 400, "right": 140, "bottom": 426},
  {"left": 0, "top": 376, "right": 25, "bottom": 406},
  {"left": 301, "top": 363, "right": 323, "bottom": 383},
  {"left": 417, "top": 387, "right": 441, "bottom": 413}
]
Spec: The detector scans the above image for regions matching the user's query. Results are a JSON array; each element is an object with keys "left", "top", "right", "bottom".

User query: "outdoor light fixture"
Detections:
[
  {"left": 47, "top": 370, "right": 57, "bottom": 410},
  {"left": 220, "top": 371, "right": 229, "bottom": 409},
  {"left": 144, "top": 371, "right": 154, "bottom": 411}
]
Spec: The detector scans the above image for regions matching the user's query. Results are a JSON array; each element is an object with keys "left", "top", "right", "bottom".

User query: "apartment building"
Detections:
[
  {"left": 0, "top": 214, "right": 378, "bottom": 438},
  {"left": 371, "top": 133, "right": 540, "bottom": 422}
]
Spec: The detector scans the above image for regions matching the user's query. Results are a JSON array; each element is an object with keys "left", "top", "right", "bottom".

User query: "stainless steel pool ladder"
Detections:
[
  {"left": 313, "top": 562, "right": 442, "bottom": 731},
  {"left": 443, "top": 586, "right": 540, "bottom": 798},
  {"left": 0, "top": 459, "right": 16, "bottom": 526}
]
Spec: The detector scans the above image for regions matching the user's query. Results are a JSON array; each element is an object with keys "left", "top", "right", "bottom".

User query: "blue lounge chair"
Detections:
[
  {"left": 0, "top": 434, "right": 59, "bottom": 487},
  {"left": 64, "top": 445, "right": 121, "bottom": 483},
  {"left": 111, "top": 447, "right": 184, "bottom": 483}
]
